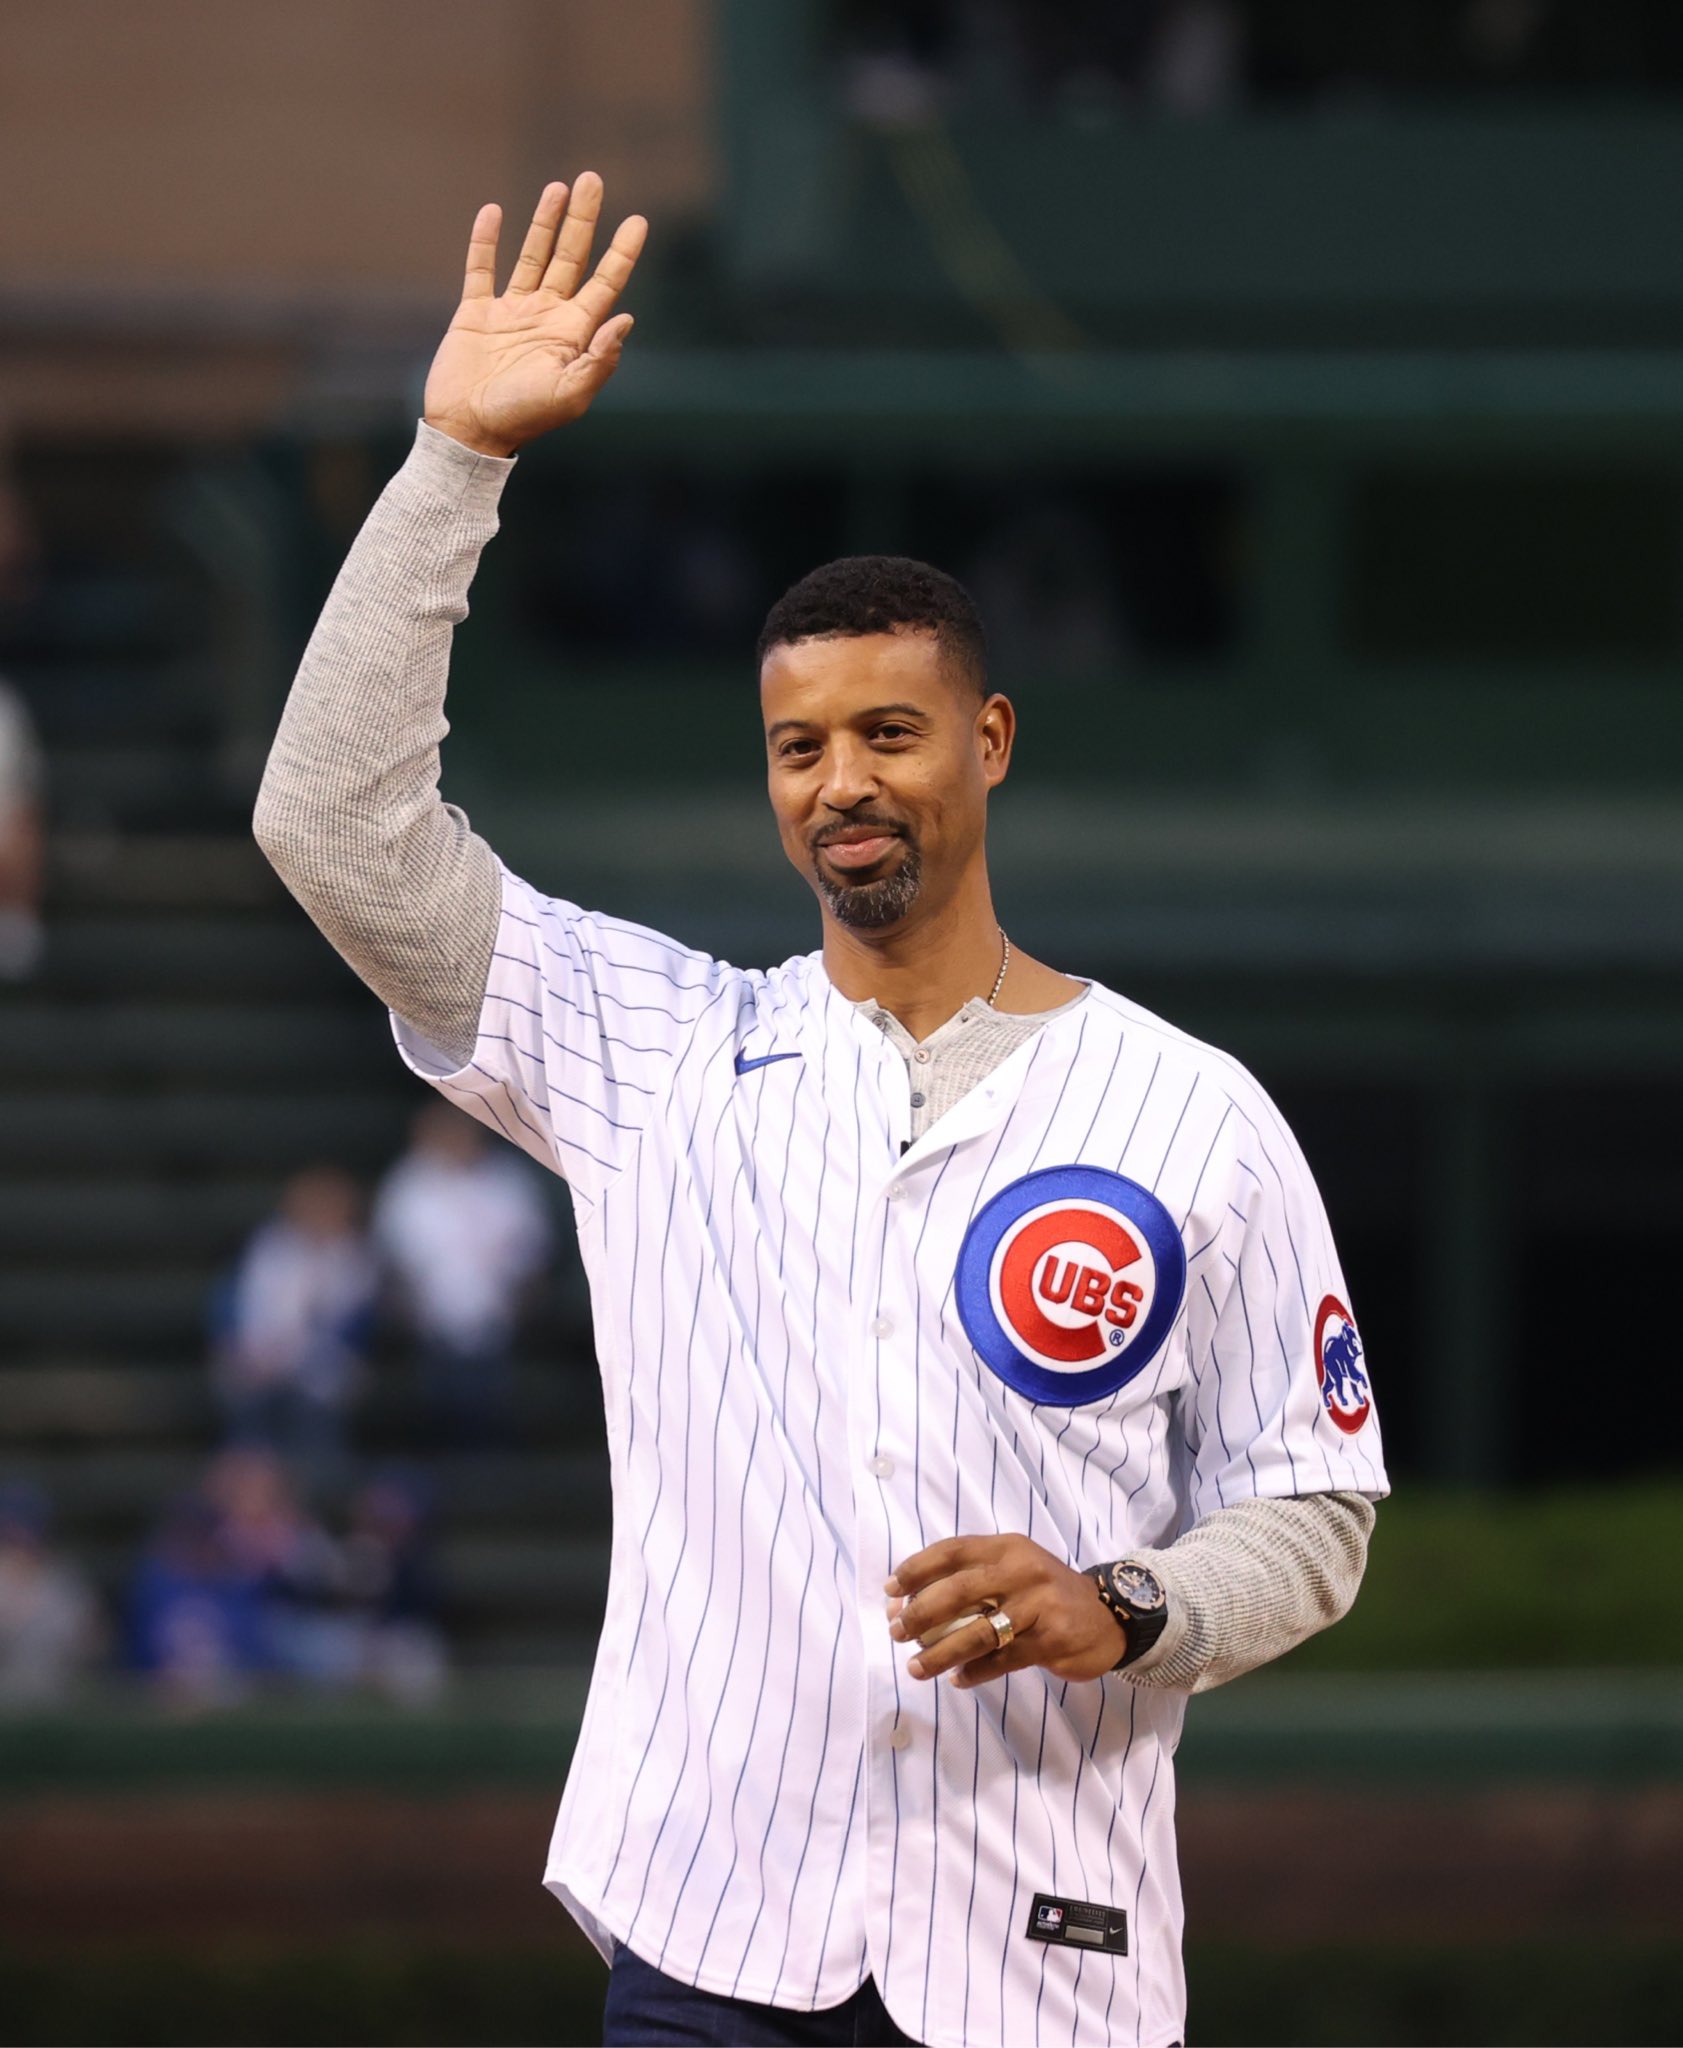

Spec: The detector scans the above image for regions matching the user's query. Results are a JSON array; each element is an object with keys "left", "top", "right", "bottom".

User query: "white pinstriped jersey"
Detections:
[{"left": 395, "top": 864, "right": 1388, "bottom": 2048}]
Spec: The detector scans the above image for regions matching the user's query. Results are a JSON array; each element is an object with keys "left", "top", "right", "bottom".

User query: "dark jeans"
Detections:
[
  {"left": 602, "top": 1947, "right": 920, "bottom": 2046},
  {"left": 416, "top": 1337, "right": 513, "bottom": 1448}
]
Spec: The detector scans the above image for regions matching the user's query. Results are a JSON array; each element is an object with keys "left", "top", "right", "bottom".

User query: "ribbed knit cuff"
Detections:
[{"left": 410, "top": 417, "right": 519, "bottom": 510}]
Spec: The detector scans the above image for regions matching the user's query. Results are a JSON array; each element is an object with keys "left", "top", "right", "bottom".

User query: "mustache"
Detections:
[{"left": 810, "top": 813, "right": 910, "bottom": 849}]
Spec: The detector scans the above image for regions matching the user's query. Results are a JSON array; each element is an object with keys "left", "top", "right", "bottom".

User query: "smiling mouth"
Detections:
[{"left": 817, "top": 832, "right": 902, "bottom": 872}]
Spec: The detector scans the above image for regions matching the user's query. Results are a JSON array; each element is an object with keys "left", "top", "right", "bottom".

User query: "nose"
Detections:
[{"left": 818, "top": 735, "right": 880, "bottom": 815}]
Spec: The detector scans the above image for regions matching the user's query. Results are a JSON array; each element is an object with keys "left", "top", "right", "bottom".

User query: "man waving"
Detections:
[{"left": 256, "top": 176, "right": 1387, "bottom": 2048}]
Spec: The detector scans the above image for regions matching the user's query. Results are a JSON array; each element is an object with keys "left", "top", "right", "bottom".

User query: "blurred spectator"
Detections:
[
  {"left": 202, "top": 1447, "right": 353, "bottom": 1687},
  {"left": 342, "top": 1469, "right": 448, "bottom": 1705},
  {"left": 516, "top": 472, "right": 767, "bottom": 659},
  {"left": 998, "top": 0, "right": 1241, "bottom": 115},
  {"left": 0, "top": 1482, "right": 104, "bottom": 1707},
  {"left": 1004, "top": 0, "right": 1173, "bottom": 111},
  {"left": 0, "top": 678, "right": 45, "bottom": 982},
  {"left": 967, "top": 496, "right": 1130, "bottom": 679},
  {"left": 1146, "top": 0, "right": 1243, "bottom": 115},
  {"left": 374, "top": 1104, "right": 555, "bottom": 1447},
  {"left": 129, "top": 1451, "right": 365, "bottom": 1702},
  {"left": 209, "top": 1166, "right": 379, "bottom": 1481},
  {"left": 836, "top": 0, "right": 1242, "bottom": 119},
  {"left": 836, "top": 0, "right": 1683, "bottom": 112},
  {"left": 127, "top": 1492, "right": 266, "bottom": 1707},
  {"left": 837, "top": 0, "right": 963, "bottom": 123},
  {"left": 1461, "top": 0, "right": 1551, "bottom": 75}
]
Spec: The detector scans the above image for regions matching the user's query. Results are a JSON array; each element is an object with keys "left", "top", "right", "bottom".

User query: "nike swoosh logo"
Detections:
[{"left": 733, "top": 1050, "right": 802, "bottom": 1075}]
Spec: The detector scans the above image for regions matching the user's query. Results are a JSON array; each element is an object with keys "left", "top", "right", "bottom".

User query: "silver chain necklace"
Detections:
[{"left": 987, "top": 927, "right": 1011, "bottom": 1007}]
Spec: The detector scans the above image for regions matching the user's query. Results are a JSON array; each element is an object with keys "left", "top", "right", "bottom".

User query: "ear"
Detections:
[{"left": 975, "top": 693, "right": 1015, "bottom": 790}]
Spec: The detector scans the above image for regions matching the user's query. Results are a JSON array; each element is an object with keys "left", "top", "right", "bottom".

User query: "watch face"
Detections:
[{"left": 1111, "top": 1563, "right": 1165, "bottom": 1612}]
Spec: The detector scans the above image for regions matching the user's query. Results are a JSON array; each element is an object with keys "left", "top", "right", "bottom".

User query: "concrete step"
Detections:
[
  {"left": 0, "top": 1252, "right": 590, "bottom": 1358},
  {"left": 0, "top": 1262, "right": 219, "bottom": 1351},
  {"left": 453, "top": 1627, "right": 603, "bottom": 1669},
  {"left": 0, "top": 1450, "right": 202, "bottom": 1529},
  {"left": 0, "top": 1090, "right": 412, "bottom": 1173},
  {"left": 0, "top": 1361, "right": 601, "bottom": 1448},
  {"left": 0, "top": 1003, "right": 393, "bottom": 1087},
  {"left": 38, "top": 913, "right": 352, "bottom": 998},
  {"left": 69, "top": 1532, "right": 612, "bottom": 1634},
  {"left": 0, "top": 659, "right": 219, "bottom": 747},
  {"left": 0, "top": 571, "right": 208, "bottom": 670},
  {"left": 46, "top": 744, "right": 248, "bottom": 832},
  {"left": 47, "top": 834, "right": 283, "bottom": 913},
  {"left": 0, "top": 1179, "right": 292, "bottom": 1258},
  {"left": 436, "top": 1536, "right": 610, "bottom": 1622},
  {"left": 0, "top": 1364, "right": 213, "bottom": 1443},
  {"left": 2, "top": 1448, "right": 610, "bottom": 1537}
]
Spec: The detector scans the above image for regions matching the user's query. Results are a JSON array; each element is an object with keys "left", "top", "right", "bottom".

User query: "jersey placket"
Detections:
[{"left": 848, "top": 1019, "right": 1036, "bottom": 2010}]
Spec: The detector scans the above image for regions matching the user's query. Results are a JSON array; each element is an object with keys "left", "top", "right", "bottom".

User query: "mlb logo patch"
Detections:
[{"left": 1025, "top": 1891, "right": 1130, "bottom": 1955}]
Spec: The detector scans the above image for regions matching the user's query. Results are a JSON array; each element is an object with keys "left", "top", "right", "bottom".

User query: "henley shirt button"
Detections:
[
  {"left": 914, "top": 1048, "right": 931, "bottom": 1064},
  {"left": 869, "top": 1454, "right": 895, "bottom": 1479},
  {"left": 909, "top": 1092, "right": 926, "bottom": 1108},
  {"left": 888, "top": 1722, "right": 913, "bottom": 1751}
]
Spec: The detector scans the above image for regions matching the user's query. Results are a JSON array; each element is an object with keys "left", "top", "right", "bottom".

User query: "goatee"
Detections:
[{"left": 817, "top": 843, "right": 923, "bottom": 929}]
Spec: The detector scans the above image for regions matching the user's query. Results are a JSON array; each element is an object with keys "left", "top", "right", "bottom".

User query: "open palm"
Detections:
[{"left": 423, "top": 174, "right": 648, "bottom": 457}]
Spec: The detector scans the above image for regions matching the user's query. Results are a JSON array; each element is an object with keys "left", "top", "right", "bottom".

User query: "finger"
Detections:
[
  {"left": 890, "top": 1565, "right": 1003, "bottom": 1645},
  {"left": 507, "top": 181, "right": 570, "bottom": 295},
  {"left": 585, "top": 312, "right": 635, "bottom": 361},
  {"left": 906, "top": 1608, "right": 1007, "bottom": 1682},
  {"left": 950, "top": 1639, "right": 1041, "bottom": 1689},
  {"left": 888, "top": 1538, "right": 973, "bottom": 1597},
  {"left": 908, "top": 1592, "right": 1042, "bottom": 1680},
  {"left": 552, "top": 318, "right": 634, "bottom": 413},
  {"left": 540, "top": 169, "right": 605, "bottom": 297},
  {"left": 461, "top": 203, "right": 502, "bottom": 300},
  {"left": 570, "top": 214, "right": 649, "bottom": 327},
  {"left": 888, "top": 1534, "right": 999, "bottom": 1599}
]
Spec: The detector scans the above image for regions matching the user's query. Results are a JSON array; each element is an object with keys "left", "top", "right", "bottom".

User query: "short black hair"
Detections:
[{"left": 756, "top": 555, "right": 987, "bottom": 696}]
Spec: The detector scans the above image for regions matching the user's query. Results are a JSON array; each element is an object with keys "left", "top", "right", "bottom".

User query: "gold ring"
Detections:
[{"left": 986, "top": 1609, "right": 1016, "bottom": 1650}]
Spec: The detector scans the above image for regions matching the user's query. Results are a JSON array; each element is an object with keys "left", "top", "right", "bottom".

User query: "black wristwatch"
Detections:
[{"left": 1084, "top": 1561, "right": 1169, "bottom": 1672}]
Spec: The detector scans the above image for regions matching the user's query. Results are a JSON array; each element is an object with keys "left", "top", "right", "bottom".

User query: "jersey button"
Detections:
[
  {"left": 869, "top": 1454, "right": 895, "bottom": 1480},
  {"left": 871, "top": 1315, "right": 893, "bottom": 1339},
  {"left": 887, "top": 1183, "right": 907, "bottom": 1202},
  {"left": 888, "top": 1722, "right": 913, "bottom": 1751}
]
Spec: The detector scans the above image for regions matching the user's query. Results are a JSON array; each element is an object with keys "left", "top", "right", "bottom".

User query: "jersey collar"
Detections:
[{"left": 801, "top": 955, "right": 1095, "bottom": 1180}]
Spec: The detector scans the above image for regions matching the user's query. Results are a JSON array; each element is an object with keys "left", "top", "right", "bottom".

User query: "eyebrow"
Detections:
[{"left": 765, "top": 702, "right": 931, "bottom": 741}]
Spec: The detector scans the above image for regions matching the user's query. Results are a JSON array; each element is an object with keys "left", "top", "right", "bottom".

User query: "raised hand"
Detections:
[{"left": 422, "top": 175, "right": 648, "bottom": 457}]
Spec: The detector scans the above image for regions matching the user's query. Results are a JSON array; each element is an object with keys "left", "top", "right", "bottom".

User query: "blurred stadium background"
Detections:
[{"left": 2, "top": 2, "right": 1682, "bottom": 2042}]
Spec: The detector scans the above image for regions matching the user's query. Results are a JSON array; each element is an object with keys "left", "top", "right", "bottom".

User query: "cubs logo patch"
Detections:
[
  {"left": 1314, "top": 1294, "right": 1371, "bottom": 1435},
  {"left": 955, "top": 1167, "right": 1187, "bottom": 1406}
]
